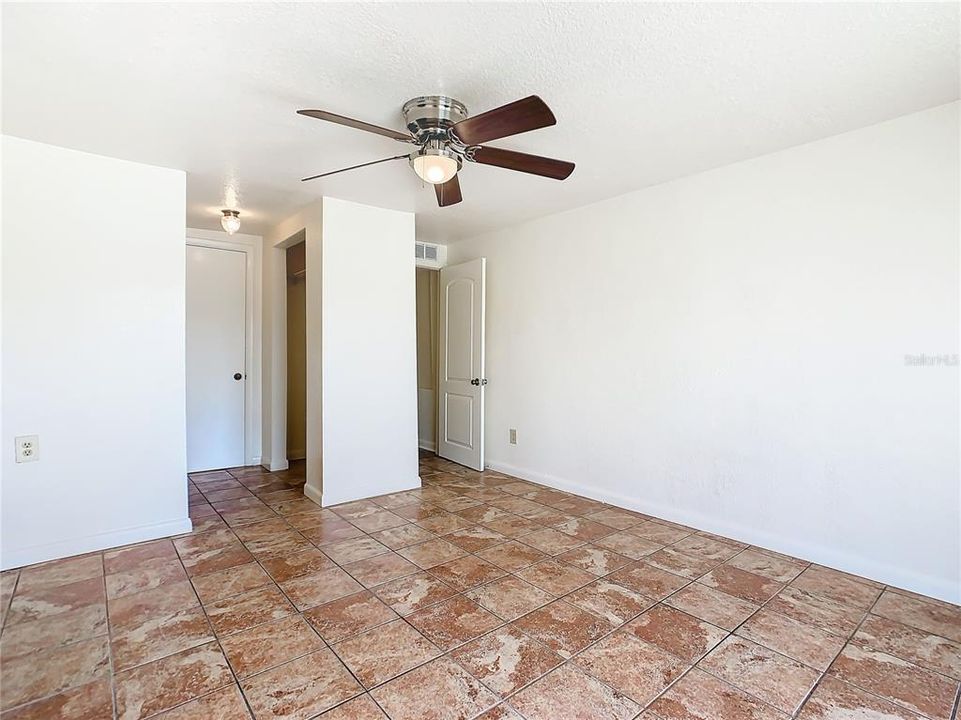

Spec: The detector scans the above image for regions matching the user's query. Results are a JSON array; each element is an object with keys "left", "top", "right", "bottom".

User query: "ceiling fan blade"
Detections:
[
  {"left": 301, "top": 153, "right": 410, "bottom": 182},
  {"left": 450, "top": 96, "right": 556, "bottom": 145},
  {"left": 435, "top": 175, "right": 463, "bottom": 207},
  {"left": 469, "top": 146, "right": 574, "bottom": 180},
  {"left": 297, "top": 109, "right": 413, "bottom": 143}
]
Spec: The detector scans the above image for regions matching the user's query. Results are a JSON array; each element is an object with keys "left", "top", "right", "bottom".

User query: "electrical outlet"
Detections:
[
  {"left": 15, "top": 435, "right": 39, "bottom": 463},
  {"left": 509, "top": 428, "right": 517, "bottom": 445}
]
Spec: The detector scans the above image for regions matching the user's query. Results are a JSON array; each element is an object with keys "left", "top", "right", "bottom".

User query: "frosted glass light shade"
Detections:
[
  {"left": 412, "top": 153, "right": 458, "bottom": 185},
  {"left": 221, "top": 210, "right": 241, "bottom": 235}
]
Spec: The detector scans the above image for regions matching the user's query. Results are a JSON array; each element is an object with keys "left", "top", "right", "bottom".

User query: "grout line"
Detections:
[
  {"left": 0, "top": 567, "right": 22, "bottom": 634},
  {"left": 186, "top": 473, "right": 405, "bottom": 717},
  {"left": 623, "top": 535, "right": 944, "bottom": 717},
  {"left": 0, "top": 556, "right": 113, "bottom": 718},
  {"left": 421, "top": 464, "right": 833, "bottom": 718},
  {"left": 99, "top": 552, "right": 119, "bottom": 720},
  {"left": 563, "top": 509, "right": 955, "bottom": 718},
  {"left": 6, "top": 459, "right": 957, "bottom": 720},
  {"left": 420, "top": 472, "right": 752, "bottom": 710},
  {"left": 800, "top": 588, "right": 961, "bottom": 720},
  {"left": 787, "top": 588, "right": 886, "bottom": 716},
  {"left": 174, "top": 520, "right": 260, "bottom": 720}
]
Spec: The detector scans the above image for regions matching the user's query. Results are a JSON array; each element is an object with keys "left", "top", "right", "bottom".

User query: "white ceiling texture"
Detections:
[{"left": 3, "top": 3, "right": 958, "bottom": 243}]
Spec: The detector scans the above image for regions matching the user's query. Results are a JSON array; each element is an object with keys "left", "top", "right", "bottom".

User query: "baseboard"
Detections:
[
  {"left": 486, "top": 459, "right": 960, "bottom": 604},
  {"left": 418, "top": 439, "right": 437, "bottom": 452},
  {"left": 288, "top": 449, "right": 306, "bottom": 461},
  {"left": 303, "top": 483, "right": 323, "bottom": 506},
  {"left": 1, "top": 517, "right": 193, "bottom": 571},
  {"left": 323, "top": 477, "right": 421, "bottom": 507},
  {"left": 268, "top": 458, "right": 289, "bottom": 472}
]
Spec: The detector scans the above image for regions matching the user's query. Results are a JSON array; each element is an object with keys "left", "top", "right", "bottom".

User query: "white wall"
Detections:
[
  {"left": 448, "top": 102, "right": 960, "bottom": 602},
  {"left": 263, "top": 198, "right": 419, "bottom": 505},
  {"left": 2, "top": 136, "right": 190, "bottom": 568},
  {"left": 320, "top": 197, "right": 419, "bottom": 505}
]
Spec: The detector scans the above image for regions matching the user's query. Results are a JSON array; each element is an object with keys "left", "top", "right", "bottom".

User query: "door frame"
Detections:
[{"left": 186, "top": 229, "right": 263, "bottom": 467}]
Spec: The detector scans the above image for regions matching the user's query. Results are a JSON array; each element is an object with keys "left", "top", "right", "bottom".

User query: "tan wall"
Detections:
[
  {"left": 415, "top": 268, "right": 438, "bottom": 447},
  {"left": 286, "top": 273, "right": 307, "bottom": 459}
]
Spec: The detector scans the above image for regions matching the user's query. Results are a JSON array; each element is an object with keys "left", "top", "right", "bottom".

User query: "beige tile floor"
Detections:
[{"left": 1, "top": 454, "right": 959, "bottom": 719}]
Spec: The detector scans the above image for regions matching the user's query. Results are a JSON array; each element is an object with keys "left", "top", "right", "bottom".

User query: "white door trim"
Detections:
[{"left": 186, "top": 229, "right": 263, "bottom": 467}]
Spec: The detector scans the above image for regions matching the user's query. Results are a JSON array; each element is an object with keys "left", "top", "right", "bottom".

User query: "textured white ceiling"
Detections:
[{"left": 3, "top": 3, "right": 958, "bottom": 243}]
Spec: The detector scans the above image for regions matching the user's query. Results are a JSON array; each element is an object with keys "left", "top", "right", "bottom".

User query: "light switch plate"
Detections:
[{"left": 509, "top": 428, "right": 517, "bottom": 445}]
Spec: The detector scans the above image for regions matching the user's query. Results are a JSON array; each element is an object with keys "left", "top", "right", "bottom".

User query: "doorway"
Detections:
[
  {"left": 185, "top": 243, "right": 247, "bottom": 471},
  {"left": 415, "top": 267, "right": 439, "bottom": 452},
  {"left": 417, "top": 258, "right": 487, "bottom": 471},
  {"left": 286, "top": 241, "right": 307, "bottom": 462}
]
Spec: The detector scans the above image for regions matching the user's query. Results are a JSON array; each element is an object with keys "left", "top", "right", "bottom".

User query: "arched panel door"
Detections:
[{"left": 437, "top": 258, "right": 486, "bottom": 470}]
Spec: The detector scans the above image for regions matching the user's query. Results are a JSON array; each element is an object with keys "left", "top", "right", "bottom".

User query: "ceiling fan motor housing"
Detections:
[{"left": 402, "top": 95, "right": 469, "bottom": 144}]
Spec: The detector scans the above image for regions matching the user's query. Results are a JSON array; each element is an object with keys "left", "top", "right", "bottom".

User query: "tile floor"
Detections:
[{"left": 1, "top": 454, "right": 959, "bottom": 719}]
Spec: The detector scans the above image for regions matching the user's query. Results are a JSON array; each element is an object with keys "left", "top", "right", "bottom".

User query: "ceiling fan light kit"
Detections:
[
  {"left": 411, "top": 139, "right": 461, "bottom": 185},
  {"left": 297, "top": 93, "right": 574, "bottom": 207}
]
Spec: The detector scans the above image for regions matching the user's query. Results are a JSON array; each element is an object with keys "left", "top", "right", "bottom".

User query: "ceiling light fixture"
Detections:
[
  {"left": 410, "top": 143, "right": 460, "bottom": 185},
  {"left": 221, "top": 209, "right": 241, "bottom": 235}
]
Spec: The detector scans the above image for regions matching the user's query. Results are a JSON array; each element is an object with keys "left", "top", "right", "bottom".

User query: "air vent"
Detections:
[
  {"left": 415, "top": 241, "right": 446, "bottom": 268},
  {"left": 415, "top": 242, "right": 440, "bottom": 260}
]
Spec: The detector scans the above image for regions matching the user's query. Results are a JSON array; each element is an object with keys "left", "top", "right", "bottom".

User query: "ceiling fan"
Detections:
[{"left": 297, "top": 95, "right": 574, "bottom": 207}]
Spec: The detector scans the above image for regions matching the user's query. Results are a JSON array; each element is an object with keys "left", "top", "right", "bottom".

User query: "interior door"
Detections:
[
  {"left": 437, "top": 258, "right": 486, "bottom": 470},
  {"left": 186, "top": 244, "right": 247, "bottom": 471}
]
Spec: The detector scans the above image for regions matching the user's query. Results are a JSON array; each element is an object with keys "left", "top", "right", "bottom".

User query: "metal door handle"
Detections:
[
  {"left": 470, "top": 378, "right": 488, "bottom": 386},
  {"left": 233, "top": 373, "right": 243, "bottom": 381}
]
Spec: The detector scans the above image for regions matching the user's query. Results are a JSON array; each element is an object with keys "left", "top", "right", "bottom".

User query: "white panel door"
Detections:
[
  {"left": 186, "top": 244, "right": 246, "bottom": 471},
  {"left": 438, "top": 258, "right": 486, "bottom": 470}
]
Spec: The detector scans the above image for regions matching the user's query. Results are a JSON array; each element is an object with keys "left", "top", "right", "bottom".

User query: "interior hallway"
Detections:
[{"left": 1, "top": 454, "right": 958, "bottom": 719}]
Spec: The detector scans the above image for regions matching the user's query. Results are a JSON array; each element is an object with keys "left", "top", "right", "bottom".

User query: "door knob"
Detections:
[
  {"left": 233, "top": 373, "right": 243, "bottom": 381},
  {"left": 470, "top": 378, "right": 488, "bottom": 386}
]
